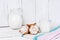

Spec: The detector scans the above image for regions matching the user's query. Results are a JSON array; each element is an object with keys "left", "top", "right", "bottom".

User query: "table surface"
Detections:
[{"left": 0, "top": 27, "right": 33, "bottom": 40}]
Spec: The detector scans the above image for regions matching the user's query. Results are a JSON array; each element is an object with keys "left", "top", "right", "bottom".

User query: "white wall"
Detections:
[
  {"left": 36, "top": 0, "right": 48, "bottom": 26},
  {"left": 0, "top": 0, "right": 8, "bottom": 26},
  {"left": 8, "top": 0, "right": 21, "bottom": 10},
  {"left": 36, "top": 0, "right": 60, "bottom": 27},
  {"left": 22, "top": 0, "right": 36, "bottom": 24},
  {"left": 49, "top": 0, "right": 60, "bottom": 26},
  {"left": 0, "top": 0, "right": 60, "bottom": 26}
]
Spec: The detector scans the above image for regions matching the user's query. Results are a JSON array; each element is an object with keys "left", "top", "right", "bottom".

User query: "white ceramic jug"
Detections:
[{"left": 9, "top": 8, "right": 22, "bottom": 29}]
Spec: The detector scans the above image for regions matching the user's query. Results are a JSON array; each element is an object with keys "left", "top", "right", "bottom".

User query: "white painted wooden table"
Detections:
[{"left": 0, "top": 27, "right": 33, "bottom": 40}]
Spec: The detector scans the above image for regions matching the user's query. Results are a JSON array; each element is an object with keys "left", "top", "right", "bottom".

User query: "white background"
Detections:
[{"left": 0, "top": 0, "right": 60, "bottom": 40}]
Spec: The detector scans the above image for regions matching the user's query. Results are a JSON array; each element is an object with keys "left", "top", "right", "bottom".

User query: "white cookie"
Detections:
[
  {"left": 29, "top": 25, "right": 39, "bottom": 35},
  {"left": 19, "top": 25, "right": 29, "bottom": 34}
]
